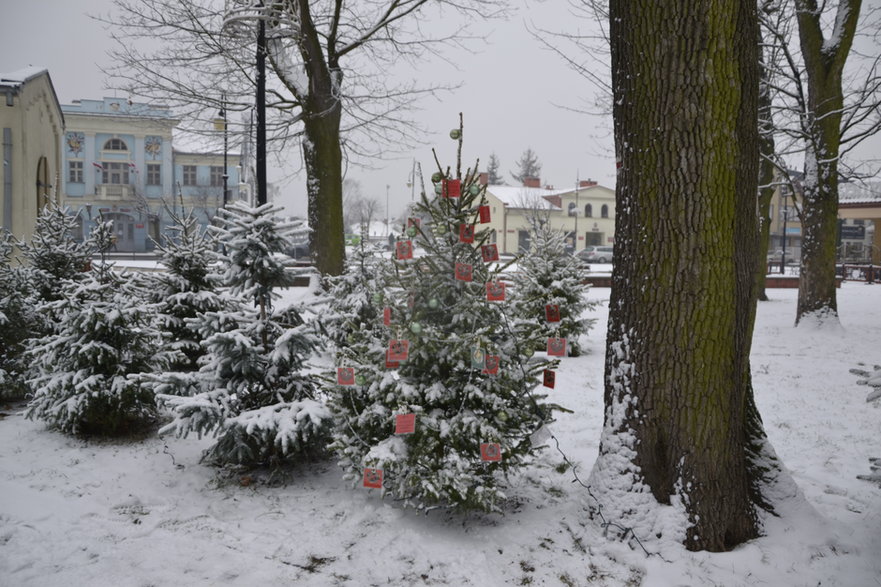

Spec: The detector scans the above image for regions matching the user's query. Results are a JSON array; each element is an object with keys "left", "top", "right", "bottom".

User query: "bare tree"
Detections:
[
  {"left": 758, "top": 0, "right": 881, "bottom": 323},
  {"left": 100, "top": 0, "right": 506, "bottom": 276}
]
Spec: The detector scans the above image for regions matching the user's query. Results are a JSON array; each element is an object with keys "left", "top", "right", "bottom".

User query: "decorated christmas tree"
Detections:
[
  {"left": 510, "top": 220, "right": 597, "bottom": 356},
  {"left": 158, "top": 203, "right": 330, "bottom": 467},
  {"left": 25, "top": 218, "right": 162, "bottom": 436},
  {"left": 327, "top": 116, "right": 562, "bottom": 512}
]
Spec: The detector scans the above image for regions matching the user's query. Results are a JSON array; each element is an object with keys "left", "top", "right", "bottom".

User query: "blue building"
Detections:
[{"left": 61, "top": 97, "right": 241, "bottom": 252}]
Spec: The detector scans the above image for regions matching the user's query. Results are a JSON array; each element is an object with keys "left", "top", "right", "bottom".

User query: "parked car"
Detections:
[{"left": 576, "top": 246, "right": 614, "bottom": 265}]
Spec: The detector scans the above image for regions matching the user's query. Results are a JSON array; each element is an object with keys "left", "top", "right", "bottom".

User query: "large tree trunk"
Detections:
[
  {"left": 793, "top": 0, "right": 862, "bottom": 324},
  {"left": 593, "top": 1, "right": 772, "bottom": 552},
  {"left": 292, "top": 0, "right": 347, "bottom": 277},
  {"left": 302, "top": 105, "right": 346, "bottom": 277}
]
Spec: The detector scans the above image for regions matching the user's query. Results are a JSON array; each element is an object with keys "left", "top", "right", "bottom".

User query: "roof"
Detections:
[
  {"left": 0, "top": 66, "right": 51, "bottom": 88},
  {"left": 485, "top": 185, "right": 570, "bottom": 210},
  {"left": 62, "top": 97, "right": 177, "bottom": 120},
  {"left": 0, "top": 67, "right": 64, "bottom": 125},
  {"left": 840, "top": 181, "right": 881, "bottom": 205}
]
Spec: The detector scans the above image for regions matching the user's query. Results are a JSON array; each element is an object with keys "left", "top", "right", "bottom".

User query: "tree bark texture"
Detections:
[
  {"left": 280, "top": 0, "right": 347, "bottom": 276},
  {"left": 600, "top": 0, "right": 769, "bottom": 552},
  {"left": 793, "top": 0, "right": 862, "bottom": 323}
]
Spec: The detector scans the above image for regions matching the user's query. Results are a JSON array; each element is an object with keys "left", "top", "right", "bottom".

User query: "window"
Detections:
[
  {"left": 567, "top": 202, "right": 577, "bottom": 216},
  {"left": 102, "top": 161, "right": 129, "bottom": 185},
  {"left": 183, "top": 165, "right": 197, "bottom": 186},
  {"left": 147, "top": 163, "right": 161, "bottom": 186},
  {"left": 601, "top": 204, "right": 609, "bottom": 218},
  {"left": 68, "top": 160, "right": 83, "bottom": 183},
  {"left": 210, "top": 166, "right": 225, "bottom": 187},
  {"left": 585, "top": 203, "right": 593, "bottom": 217},
  {"left": 103, "top": 138, "right": 128, "bottom": 151}
]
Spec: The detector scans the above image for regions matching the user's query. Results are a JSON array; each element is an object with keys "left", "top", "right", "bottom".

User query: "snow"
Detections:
[{"left": 2, "top": 283, "right": 880, "bottom": 585}]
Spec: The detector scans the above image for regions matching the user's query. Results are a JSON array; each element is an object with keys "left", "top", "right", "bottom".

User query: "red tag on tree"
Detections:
[
  {"left": 407, "top": 217, "right": 421, "bottom": 229},
  {"left": 388, "top": 339, "right": 410, "bottom": 362},
  {"left": 480, "top": 443, "right": 502, "bottom": 462},
  {"left": 547, "top": 337, "right": 567, "bottom": 357},
  {"left": 363, "top": 468, "right": 383, "bottom": 488},
  {"left": 442, "top": 179, "right": 461, "bottom": 198},
  {"left": 545, "top": 304, "right": 561, "bottom": 323},
  {"left": 459, "top": 224, "right": 475, "bottom": 243},
  {"left": 482, "top": 355, "right": 500, "bottom": 375},
  {"left": 486, "top": 281, "right": 506, "bottom": 301},
  {"left": 385, "top": 351, "right": 400, "bottom": 369},
  {"left": 478, "top": 205, "right": 491, "bottom": 224},
  {"left": 543, "top": 369, "right": 556, "bottom": 389},
  {"left": 455, "top": 263, "right": 473, "bottom": 282},
  {"left": 337, "top": 367, "right": 355, "bottom": 385},
  {"left": 395, "top": 413, "right": 416, "bottom": 435},
  {"left": 480, "top": 244, "right": 499, "bottom": 263},
  {"left": 396, "top": 240, "right": 413, "bottom": 260},
  {"left": 383, "top": 307, "right": 392, "bottom": 326}
]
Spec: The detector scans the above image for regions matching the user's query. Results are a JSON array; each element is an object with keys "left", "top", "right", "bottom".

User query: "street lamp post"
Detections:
[{"left": 214, "top": 96, "right": 229, "bottom": 208}]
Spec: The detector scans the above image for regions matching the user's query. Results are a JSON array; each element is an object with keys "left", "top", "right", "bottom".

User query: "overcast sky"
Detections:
[
  {"left": 2, "top": 1, "right": 878, "bottom": 219},
  {"left": 0, "top": 0, "right": 618, "bottom": 219}
]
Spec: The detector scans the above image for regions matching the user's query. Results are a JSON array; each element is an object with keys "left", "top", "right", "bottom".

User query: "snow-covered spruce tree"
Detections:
[
  {"left": 17, "top": 202, "right": 93, "bottom": 305},
  {"left": 0, "top": 231, "right": 38, "bottom": 400},
  {"left": 25, "top": 218, "right": 163, "bottom": 436},
  {"left": 142, "top": 208, "right": 228, "bottom": 381},
  {"left": 328, "top": 119, "right": 561, "bottom": 512},
  {"left": 511, "top": 220, "right": 596, "bottom": 356},
  {"left": 320, "top": 226, "right": 388, "bottom": 354},
  {"left": 158, "top": 203, "right": 330, "bottom": 467}
]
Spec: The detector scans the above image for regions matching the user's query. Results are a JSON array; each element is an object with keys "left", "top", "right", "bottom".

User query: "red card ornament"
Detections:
[
  {"left": 383, "top": 306, "right": 392, "bottom": 326},
  {"left": 545, "top": 304, "right": 561, "bottom": 323},
  {"left": 395, "top": 413, "right": 416, "bottom": 435},
  {"left": 480, "top": 244, "right": 499, "bottom": 263},
  {"left": 442, "top": 179, "right": 461, "bottom": 198},
  {"left": 388, "top": 339, "right": 410, "bottom": 362},
  {"left": 407, "top": 217, "right": 421, "bottom": 229},
  {"left": 337, "top": 367, "right": 355, "bottom": 385},
  {"left": 363, "top": 468, "right": 383, "bottom": 488},
  {"left": 486, "top": 281, "right": 506, "bottom": 301},
  {"left": 459, "top": 224, "right": 475, "bottom": 244},
  {"left": 478, "top": 205, "right": 491, "bottom": 224},
  {"left": 395, "top": 240, "right": 413, "bottom": 260},
  {"left": 543, "top": 369, "right": 556, "bottom": 389},
  {"left": 455, "top": 263, "right": 473, "bottom": 282},
  {"left": 385, "top": 351, "right": 400, "bottom": 369},
  {"left": 547, "top": 337, "right": 567, "bottom": 357},
  {"left": 480, "top": 443, "right": 502, "bottom": 462},
  {"left": 482, "top": 355, "right": 500, "bottom": 375}
]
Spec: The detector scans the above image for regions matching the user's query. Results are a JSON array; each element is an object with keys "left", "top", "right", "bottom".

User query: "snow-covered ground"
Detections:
[{"left": 1, "top": 282, "right": 879, "bottom": 586}]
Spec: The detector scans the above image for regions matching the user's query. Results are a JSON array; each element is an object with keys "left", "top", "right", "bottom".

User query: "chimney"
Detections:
[
  {"left": 478, "top": 172, "right": 488, "bottom": 186},
  {"left": 543, "top": 195, "right": 562, "bottom": 208},
  {"left": 523, "top": 176, "right": 541, "bottom": 188},
  {"left": 579, "top": 179, "right": 598, "bottom": 188}
]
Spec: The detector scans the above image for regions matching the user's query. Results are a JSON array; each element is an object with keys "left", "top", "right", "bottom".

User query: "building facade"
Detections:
[
  {"left": 0, "top": 68, "right": 64, "bottom": 242},
  {"left": 61, "top": 98, "right": 241, "bottom": 252},
  {"left": 483, "top": 178, "right": 616, "bottom": 255}
]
